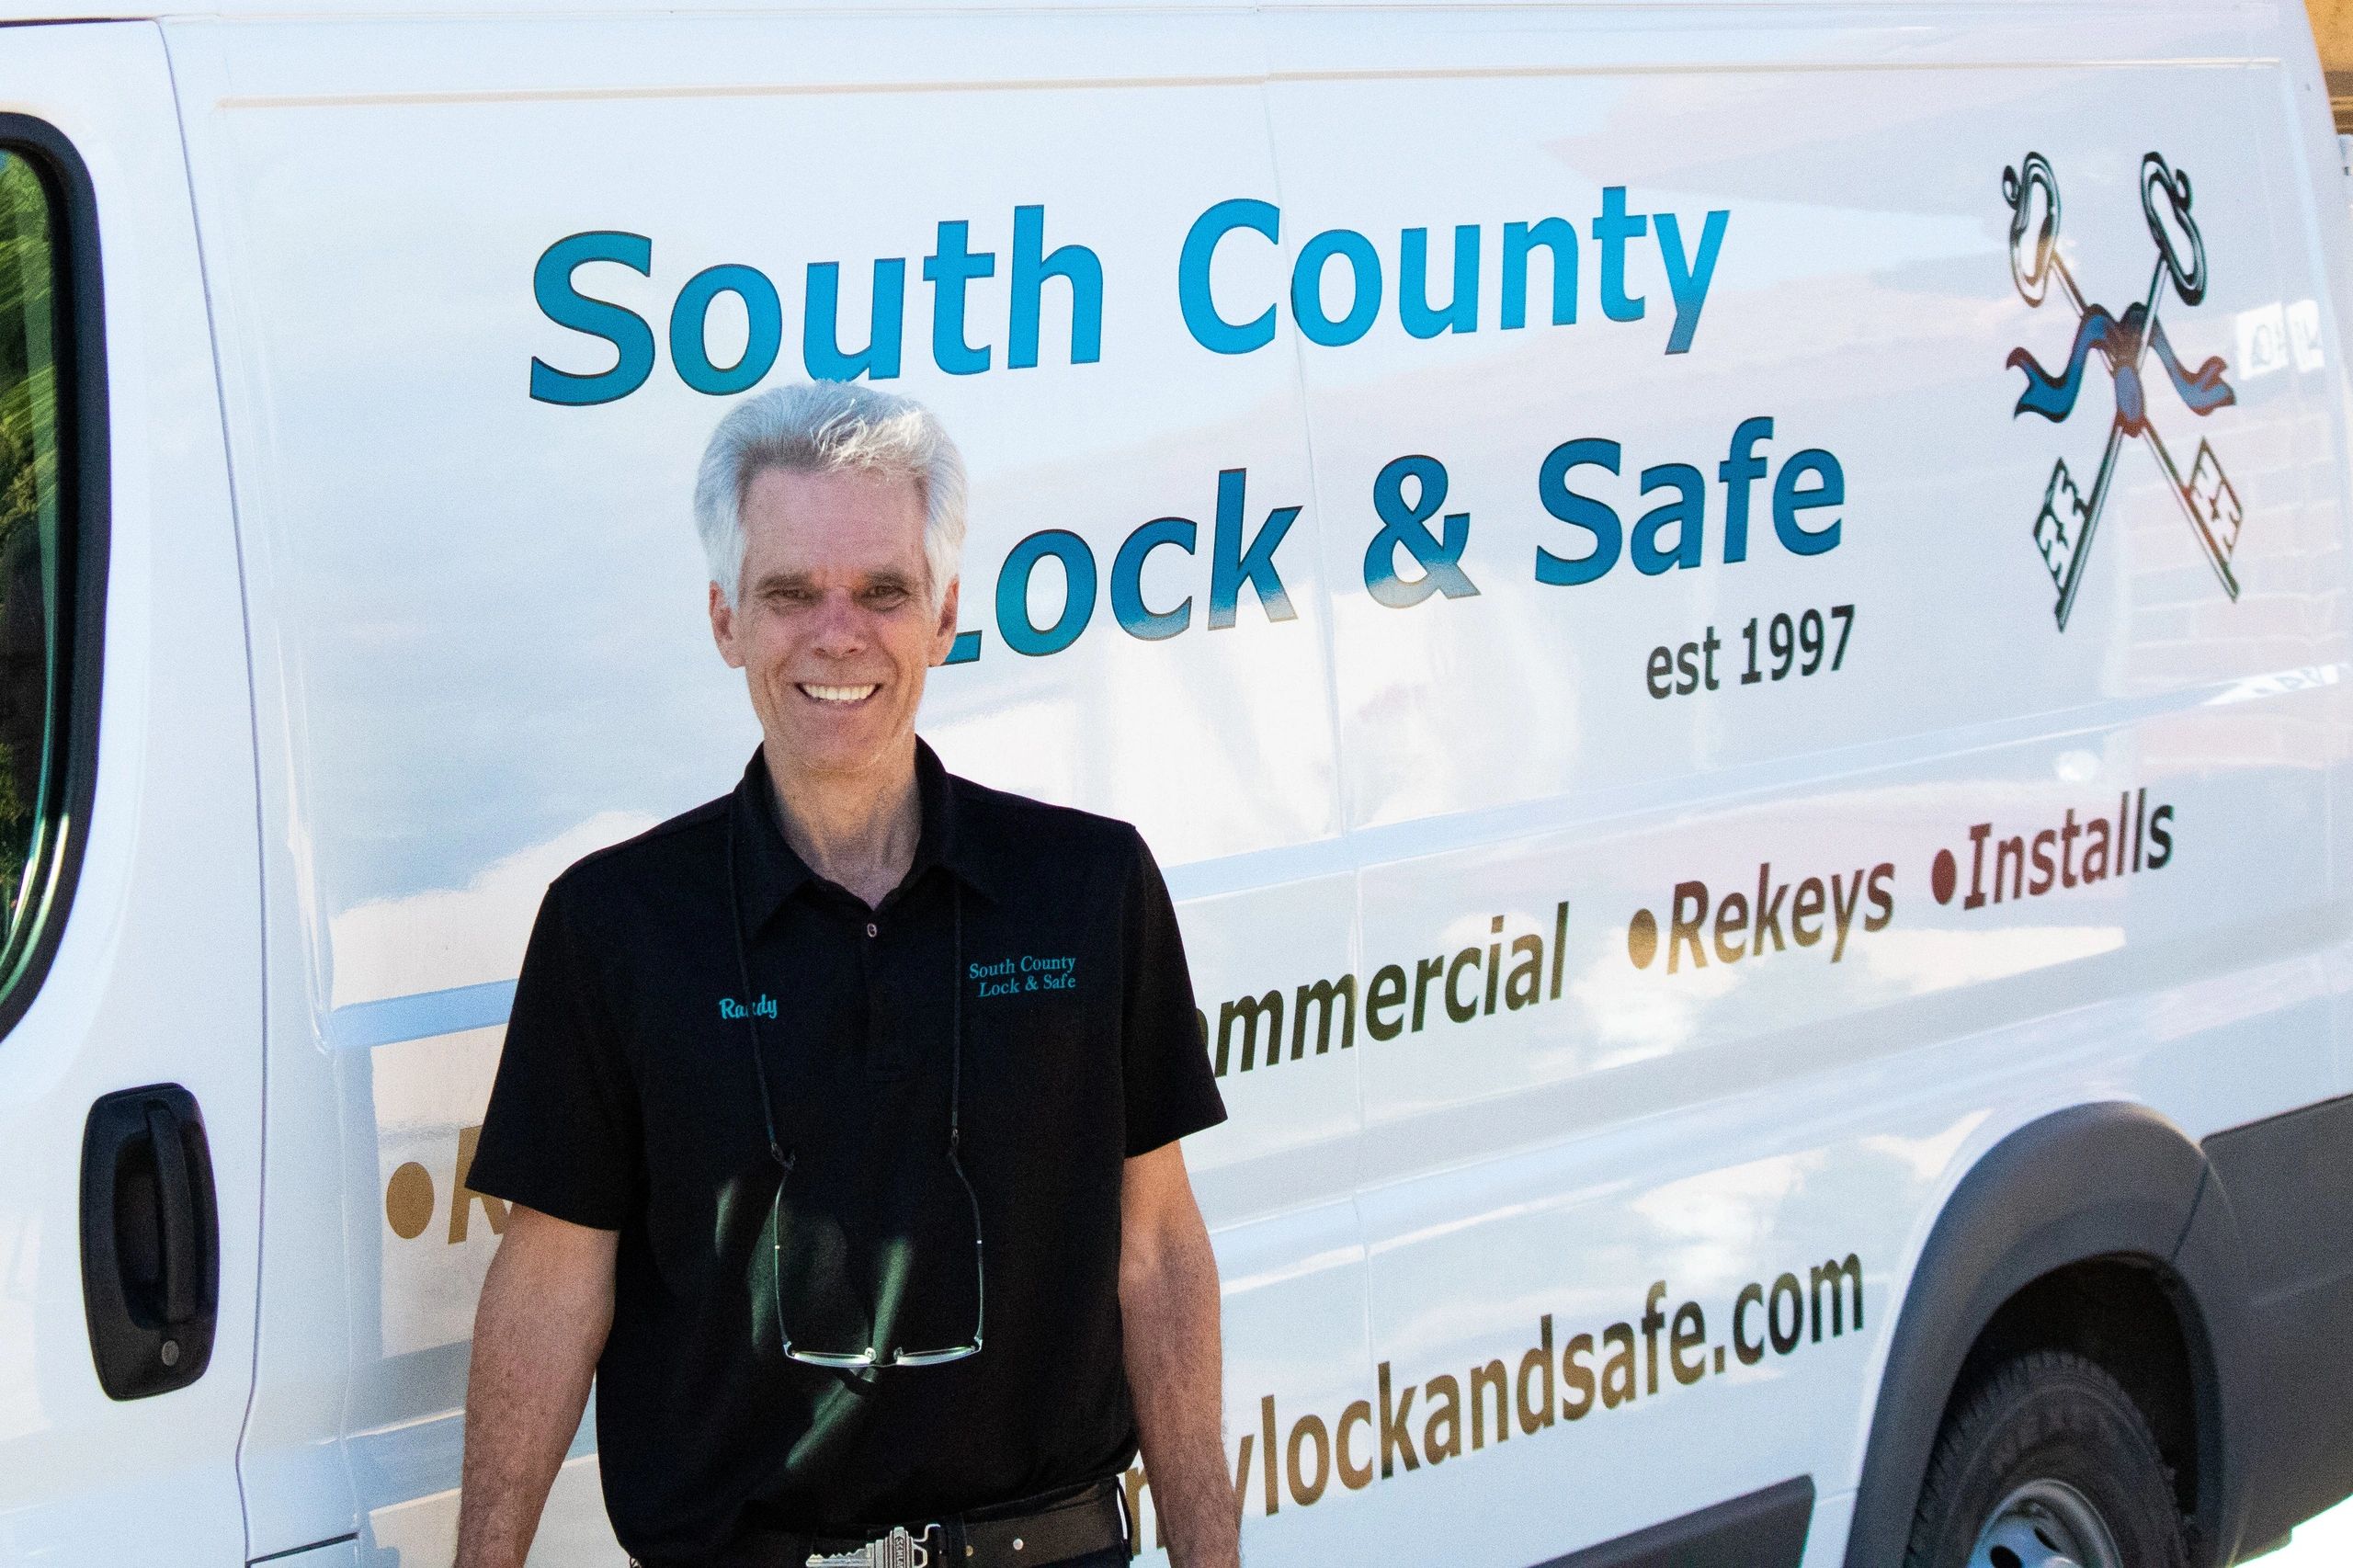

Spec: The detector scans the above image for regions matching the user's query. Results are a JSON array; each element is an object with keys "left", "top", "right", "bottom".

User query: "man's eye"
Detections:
[{"left": 865, "top": 588, "right": 909, "bottom": 607}]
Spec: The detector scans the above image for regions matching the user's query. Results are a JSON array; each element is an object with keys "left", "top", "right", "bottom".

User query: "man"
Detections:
[{"left": 452, "top": 382, "right": 1239, "bottom": 1568}]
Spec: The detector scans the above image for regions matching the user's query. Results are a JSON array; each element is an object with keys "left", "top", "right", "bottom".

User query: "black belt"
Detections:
[{"left": 629, "top": 1476, "right": 1129, "bottom": 1568}]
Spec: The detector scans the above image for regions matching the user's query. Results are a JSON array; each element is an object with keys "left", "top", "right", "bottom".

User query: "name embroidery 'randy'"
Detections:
[
  {"left": 718, "top": 994, "right": 778, "bottom": 1020},
  {"left": 969, "top": 954, "right": 1079, "bottom": 997}
]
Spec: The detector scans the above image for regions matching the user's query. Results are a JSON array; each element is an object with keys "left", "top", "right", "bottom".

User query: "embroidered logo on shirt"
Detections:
[
  {"left": 718, "top": 994, "right": 778, "bottom": 1020},
  {"left": 969, "top": 955, "right": 1079, "bottom": 998}
]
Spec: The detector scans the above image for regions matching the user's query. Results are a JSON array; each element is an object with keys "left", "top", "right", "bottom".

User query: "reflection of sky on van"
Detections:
[
  {"left": 328, "top": 809, "right": 654, "bottom": 1008},
  {"left": 1859, "top": 924, "right": 2123, "bottom": 995},
  {"left": 1631, "top": 1151, "right": 1825, "bottom": 1288},
  {"left": 1701, "top": 196, "right": 1995, "bottom": 292},
  {"left": 1859, "top": 1113, "right": 1991, "bottom": 1187},
  {"left": 1572, "top": 949, "right": 1737, "bottom": 1069},
  {"left": 922, "top": 395, "right": 1340, "bottom": 858}
]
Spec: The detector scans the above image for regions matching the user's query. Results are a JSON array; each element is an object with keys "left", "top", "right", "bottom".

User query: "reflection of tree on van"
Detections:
[{"left": 0, "top": 153, "right": 56, "bottom": 930}]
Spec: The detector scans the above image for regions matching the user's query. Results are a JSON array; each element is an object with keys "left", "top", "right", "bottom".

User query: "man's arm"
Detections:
[
  {"left": 1120, "top": 1140, "right": 1240, "bottom": 1568},
  {"left": 454, "top": 1204, "right": 620, "bottom": 1568}
]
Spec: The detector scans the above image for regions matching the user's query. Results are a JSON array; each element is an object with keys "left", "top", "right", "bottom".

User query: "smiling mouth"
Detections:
[{"left": 797, "top": 683, "right": 880, "bottom": 705}]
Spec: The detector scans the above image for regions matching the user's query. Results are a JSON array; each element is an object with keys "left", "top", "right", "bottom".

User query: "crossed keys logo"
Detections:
[{"left": 2005, "top": 151, "right": 2241, "bottom": 630}]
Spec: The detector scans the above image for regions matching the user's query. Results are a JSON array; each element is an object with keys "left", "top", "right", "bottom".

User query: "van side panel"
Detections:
[
  {"left": 1261, "top": 2, "right": 2340, "bottom": 1562},
  {"left": 168, "top": 2, "right": 2353, "bottom": 1564}
]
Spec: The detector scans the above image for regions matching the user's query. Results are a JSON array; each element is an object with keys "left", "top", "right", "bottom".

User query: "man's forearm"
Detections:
[
  {"left": 1122, "top": 1220, "right": 1241, "bottom": 1568},
  {"left": 454, "top": 1216, "right": 615, "bottom": 1568}
]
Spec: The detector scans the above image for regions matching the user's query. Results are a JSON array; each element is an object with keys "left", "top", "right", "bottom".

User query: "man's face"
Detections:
[{"left": 710, "top": 465, "right": 960, "bottom": 779}]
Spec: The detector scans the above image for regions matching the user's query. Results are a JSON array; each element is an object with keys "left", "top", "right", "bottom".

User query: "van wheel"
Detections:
[{"left": 1902, "top": 1349, "right": 2187, "bottom": 1568}]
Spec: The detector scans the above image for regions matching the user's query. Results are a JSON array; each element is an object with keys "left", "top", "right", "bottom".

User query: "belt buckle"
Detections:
[{"left": 806, "top": 1524, "right": 933, "bottom": 1568}]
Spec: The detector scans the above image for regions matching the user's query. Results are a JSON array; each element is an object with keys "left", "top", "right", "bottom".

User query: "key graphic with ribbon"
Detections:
[{"left": 2004, "top": 151, "right": 2241, "bottom": 630}]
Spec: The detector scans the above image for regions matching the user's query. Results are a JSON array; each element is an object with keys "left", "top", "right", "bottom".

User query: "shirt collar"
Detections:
[{"left": 728, "top": 735, "right": 998, "bottom": 933}]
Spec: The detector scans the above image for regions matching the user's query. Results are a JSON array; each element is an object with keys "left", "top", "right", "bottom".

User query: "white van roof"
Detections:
[
  {"left": 0, "top": 1, "right": 1226, "bottom": 18},
  {"left": 7, "top": 1, "right": 1274, "bottom": 16},
  {"left": 0, "top": 0, "right": 2230, "bottom": 17}
]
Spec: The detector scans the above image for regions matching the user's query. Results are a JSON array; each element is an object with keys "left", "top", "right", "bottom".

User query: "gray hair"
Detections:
[{"left": 692, "top": 381, "right": 968, "bottom": 611}]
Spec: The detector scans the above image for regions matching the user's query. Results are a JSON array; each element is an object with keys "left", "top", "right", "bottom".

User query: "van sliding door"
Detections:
[
  {"left": 171, "top": 7, "right": 1370, "bottom": 1562},
  {"left": 0, "top": 21, "right": 262, "bottom": 1568}
]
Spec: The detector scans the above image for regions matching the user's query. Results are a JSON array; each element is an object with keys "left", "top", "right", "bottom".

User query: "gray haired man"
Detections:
[{"left": 453, "top": 382, "right": 1239, "bottom": 1568}]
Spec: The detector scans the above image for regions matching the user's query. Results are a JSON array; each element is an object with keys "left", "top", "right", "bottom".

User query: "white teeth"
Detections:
[{"left": 800, "top": 684, "right": 878, "bottom": 703}]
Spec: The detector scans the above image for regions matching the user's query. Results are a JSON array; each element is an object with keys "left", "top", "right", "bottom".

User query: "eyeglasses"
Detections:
[{"left": 726, "top": 809, "right": 984, "bottom": 1369}]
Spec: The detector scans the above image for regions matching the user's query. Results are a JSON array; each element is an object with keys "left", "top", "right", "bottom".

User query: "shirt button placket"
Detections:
[{"left": 866, "top": 921, "right": 879, "bottom": 938}]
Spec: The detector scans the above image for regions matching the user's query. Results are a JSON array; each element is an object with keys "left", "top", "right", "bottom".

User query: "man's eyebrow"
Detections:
[{"left": 747, "top": 567, "right": 921, "bottom": 595}]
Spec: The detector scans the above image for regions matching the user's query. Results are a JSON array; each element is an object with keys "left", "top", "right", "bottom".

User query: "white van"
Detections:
[{"left": 3, "top": 2, "right": 2352, "bottom": 1564}]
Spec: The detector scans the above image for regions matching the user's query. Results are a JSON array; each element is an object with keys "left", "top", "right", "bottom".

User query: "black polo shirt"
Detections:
[{"left": 464, "top": 737, "right": 1227, "bottom": 1560}]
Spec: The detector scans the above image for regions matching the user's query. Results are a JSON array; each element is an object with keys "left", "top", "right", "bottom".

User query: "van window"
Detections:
[{"left": 0, "top": 148, "right": 71, "bottom": 984}]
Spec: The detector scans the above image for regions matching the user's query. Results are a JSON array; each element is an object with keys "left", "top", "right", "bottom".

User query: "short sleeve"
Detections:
[
  {"left": 466, "top": 881, "right": 643, "bottom": 1230},
  {"left": 1119, "top": 825, "right": 1228, "bottom": 1157}
]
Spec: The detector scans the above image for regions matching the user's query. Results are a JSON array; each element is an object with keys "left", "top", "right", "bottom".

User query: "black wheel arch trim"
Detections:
[{"left": 1842, "top": 1100, "right": 2256, "bottom": 1568}]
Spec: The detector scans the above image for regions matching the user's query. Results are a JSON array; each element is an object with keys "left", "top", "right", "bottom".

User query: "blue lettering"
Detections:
[
  {"left": 1592, "top": 187, "right": 1647, "bottom": 324},
  {"left": 668, "top": 264, "right": 782, "bottom": 396},
  {"left": 1773, "top": 449, "right": 1844, "bottom": 555},
  {"left": 529, "top": 231, "right": 655, "bottom": 406},
  {"left": 1009, "top": 205, "right": 1103, "bottom": 369},
  {"left": 1400, "top": 225, "right": 1479, "bottom": 339},
  {"left": 1292, "top": 229, "right": 1382, "bottom": 348},
  {"left": 1632, "top": 463, "right": 1706, "bottom": 574},
  {"left": 1208, "top": 468, "right": 1299, "bottom": 628},
  {"left": 1366, "top": 455, "right": 1479, "bottom": 608},
  {"left": 922, "top": 220, "right": 996, "bottom": 376},
  {"left": 1110, "top": 517, "right": 1197, "bottom": 641},
  {"left": 1655, "top": 209, "right": 1731, "bottom": 354},
  {"left": 1502, "top": 219, "right": 1577, "bottom": 331},
  {"left": 1535, "top": 438, "right": 1624, "bottom": 586},
  {"left": 1536, "top": 426, "right": 1844, "bottom": 584},
  {"left": 802, "top": 258, "right": 906, "bottom": 381},
  {"left": 1718, "top": 417, "right": 1773, "bottom": 563},
  {"left": 997, "top": 529, "right": 1097, "bottom": 655},
  {"left": 1178, "top": 199, "right": 1280, "bottom": 355}
]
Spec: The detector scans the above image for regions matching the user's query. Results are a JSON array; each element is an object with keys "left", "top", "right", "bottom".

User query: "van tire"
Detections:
[{"left": 1901, "top": 1349, "right": 2188, "bottom": 1568}]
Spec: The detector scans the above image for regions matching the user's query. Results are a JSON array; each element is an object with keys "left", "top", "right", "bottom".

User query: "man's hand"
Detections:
[
  {"left": 1120, "top": 1142, "right": 1240, "bottom": 1568},
  {"left": 454, "top": 1204, "right": 619, "bottom": 1568}
]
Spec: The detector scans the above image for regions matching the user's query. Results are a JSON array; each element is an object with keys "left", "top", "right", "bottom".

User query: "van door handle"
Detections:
[
  {"left": 80, "top": 1085, "right": 218, "bottom": 1399},
  {"left": 143, "top": 1103, "right": 199, "bottom": 1325}
]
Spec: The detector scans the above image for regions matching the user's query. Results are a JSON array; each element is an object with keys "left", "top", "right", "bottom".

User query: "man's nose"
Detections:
[{"left": 807, "top": 590, "right": 868, "bottom": 656}]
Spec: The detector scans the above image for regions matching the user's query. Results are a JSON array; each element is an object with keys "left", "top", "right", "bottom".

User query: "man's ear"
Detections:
[
  {"left": 927, "top": 576, "right": 961, "bottom": 666},
  {"left": 710, "top": 582, "right": 746, "bottom": 670}
]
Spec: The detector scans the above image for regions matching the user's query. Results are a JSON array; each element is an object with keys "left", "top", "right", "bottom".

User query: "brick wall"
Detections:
[{"left": 2311, "top": 0, "right": 2353, "bottom": 131}]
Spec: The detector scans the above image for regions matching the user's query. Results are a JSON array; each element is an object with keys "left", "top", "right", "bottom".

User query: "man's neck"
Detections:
[{"left": 762, "top": 735, "right": 923, "bottom": 910}]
